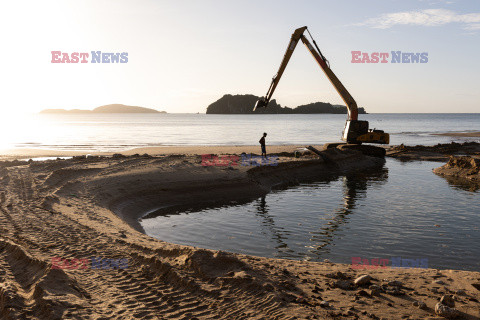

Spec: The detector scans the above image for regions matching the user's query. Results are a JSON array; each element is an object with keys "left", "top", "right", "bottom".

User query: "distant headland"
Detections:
[
  {"left": 40, "top": 104, "right": 166, "bottom": 114},
  {"left": 206, "top": 94, "right": 366, "bottom": 114}
]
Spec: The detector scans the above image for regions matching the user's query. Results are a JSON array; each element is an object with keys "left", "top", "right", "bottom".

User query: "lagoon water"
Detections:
[
  {"left": 141, "top": 158, "right": 480, "bottom": 271},
  {"left": 1, "top": 113, "right": 479, "bottom": 152}
]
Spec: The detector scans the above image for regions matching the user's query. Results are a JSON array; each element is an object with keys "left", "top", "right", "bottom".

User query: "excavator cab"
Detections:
[
  {"left": 344, "top": 120, "right": 389, "bottom": 144},
  {"left": 342, "top": 120, "right": 369, "bottom": 143}
]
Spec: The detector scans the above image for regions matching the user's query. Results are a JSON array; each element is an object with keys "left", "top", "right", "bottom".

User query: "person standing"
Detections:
[{"left": 259, "top": 132, "right": 267, "bottom": 159}]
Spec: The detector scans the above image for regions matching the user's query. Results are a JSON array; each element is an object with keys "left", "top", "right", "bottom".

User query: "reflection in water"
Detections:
[
  {"left": 254, "top": 195, "right": 293, "bottom": 253},
  {"left": 308, "top": 168, "right": 388, "bottom": 257},
  {"left": 252, "top": 165, "right": 389, "bottom": 260}
]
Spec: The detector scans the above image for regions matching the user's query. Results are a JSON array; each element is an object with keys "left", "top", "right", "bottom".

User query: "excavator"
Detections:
[{"left": 254, "top": 26, "right": 389, "bottom": 145}]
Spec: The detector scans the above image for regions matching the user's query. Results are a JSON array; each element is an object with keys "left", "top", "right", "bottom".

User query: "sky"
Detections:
[{"left": 0, "top": 0, "right": 479, "bottom": 114}]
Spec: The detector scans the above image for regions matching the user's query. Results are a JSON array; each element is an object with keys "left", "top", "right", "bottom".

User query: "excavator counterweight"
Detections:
[{"left": 254, "top": 26, "right": 389, "bottom": 145}]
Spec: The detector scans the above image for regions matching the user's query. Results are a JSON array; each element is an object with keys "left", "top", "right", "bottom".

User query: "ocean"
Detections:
[{"left": 1, "top": 113, "right": 479, "bottom": 152}]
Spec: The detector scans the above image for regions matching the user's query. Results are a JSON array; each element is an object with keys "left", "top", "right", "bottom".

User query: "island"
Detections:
[
  {"left": 205, "top": 94, "right": 366, "bottom": 114},
  {"left": 40, "top": 104, "right": 166, "bottom": 114}
]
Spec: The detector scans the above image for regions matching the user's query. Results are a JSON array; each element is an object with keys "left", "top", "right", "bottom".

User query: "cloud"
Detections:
[
  {"left": 356, "top": 9, "right": 480, "bottom": 30},
  {"left": 418, "top": 0, "right": 455, "bottom": 4},
  {"left": 464, "top": 23, "right": 480, "bottom": 30}
]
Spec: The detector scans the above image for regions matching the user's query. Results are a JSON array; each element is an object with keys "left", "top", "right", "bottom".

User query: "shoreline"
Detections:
[
  {"left": 0, "top": 145, "right": 306, "bottom": 161},
  {"left": 1, "top": 129, "right": 479, "bottom": 160}
]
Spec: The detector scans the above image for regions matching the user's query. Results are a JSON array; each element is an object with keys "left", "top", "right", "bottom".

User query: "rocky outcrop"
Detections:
[
  {"left": 206, "top": 94, "right": 366, "bottom": 114},
  {"left": 40, "top": 104, "right": 166, "bottom": 114}
]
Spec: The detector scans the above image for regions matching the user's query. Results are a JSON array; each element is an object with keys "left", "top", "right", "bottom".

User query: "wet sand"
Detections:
[
  {"left": 433, "top": 132, "right": 480, "bottom": 137},
  {"left": 0, "top": 146, "right": 479, "bottom": 319}
]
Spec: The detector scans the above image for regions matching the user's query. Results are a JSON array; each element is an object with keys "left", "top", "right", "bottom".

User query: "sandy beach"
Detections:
[{"left": 1, "top": 145, "right": 480, "bottom": 319}]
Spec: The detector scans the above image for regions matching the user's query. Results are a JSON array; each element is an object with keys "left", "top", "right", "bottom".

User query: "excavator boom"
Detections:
[
  {"left": 254, "top": 26, "right": 389, "bottom": 145},
  {"left": 299, "top": 34, "right": 358, "bottom": 121}
]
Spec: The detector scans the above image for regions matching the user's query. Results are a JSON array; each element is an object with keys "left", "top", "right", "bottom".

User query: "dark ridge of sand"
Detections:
[{"left": 386, "top": 141, "right": 480, "bottom": 162}]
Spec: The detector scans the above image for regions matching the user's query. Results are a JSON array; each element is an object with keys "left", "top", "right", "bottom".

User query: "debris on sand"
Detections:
[
  {"left": 354, "top": 274, "right": 372, "bottom": 286},
  {"left": 435, "top": 302, "right": 460, "bottom": 319},
  {"left": 413, "top": 300, "right": 427, "bottom": 309},
  {"left": 440, "top": 294, "right": 455, "bottom": 308}
]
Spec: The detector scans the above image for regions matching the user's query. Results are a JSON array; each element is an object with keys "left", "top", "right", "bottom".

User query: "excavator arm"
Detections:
[
  {"left": 254, "top": 27, "right": 308, "bottom": 112},
  {"left": 255, "top": 27, "right": 358, "bottom": 121},
  {"left": 254, "top": 26, "right": 389, "bottom": 144}
]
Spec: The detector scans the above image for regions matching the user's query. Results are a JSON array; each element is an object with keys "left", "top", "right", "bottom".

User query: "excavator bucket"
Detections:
[{"left": 253, "top": 97, "right": 267, "bottom": 111}]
